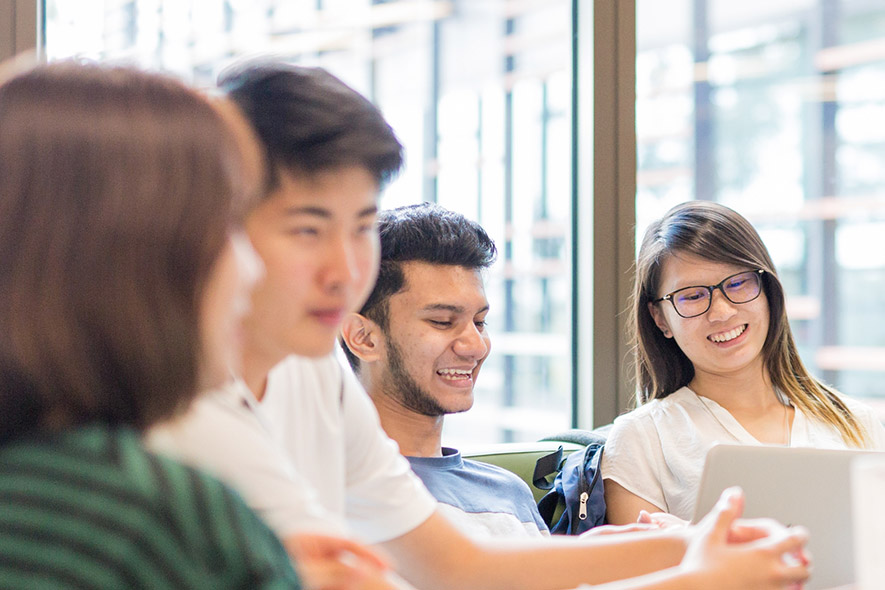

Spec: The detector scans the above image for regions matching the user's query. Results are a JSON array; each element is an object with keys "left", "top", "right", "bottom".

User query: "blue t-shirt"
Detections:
[{"left": 407, "top": 448, "right": 549, "bottom": 538}]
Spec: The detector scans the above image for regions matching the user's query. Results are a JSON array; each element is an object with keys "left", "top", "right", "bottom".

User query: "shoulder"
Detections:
[
  {"left": 612, "top": 387, "right": 695, "bottom": 429},
  {"left": 147, "top": 383, "right": 264, "bottom": 457},
  {"left": 135, "top": 445, "right": 302, "bottom": 586},
  {"left": 461, "top": 457, "right": 531, "bottom": 486},
  {"left": 271, "top": 354, "right": 342, "bottom": 390},
  {"left": 828, "top": 389, "right": 885, "bottom": 444},
  {"left": 834, "top": 389, "right": 877, "bottom": 416},
  {"left": 5, "top": 430, "right": 247, "bottom": 540},
  {"left": 0, "top": 428, "right": 300, "bottom": 587}
]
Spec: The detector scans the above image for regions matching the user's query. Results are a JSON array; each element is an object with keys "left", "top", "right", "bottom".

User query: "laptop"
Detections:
[{"left": 692, "top": 444, "right": 880, "bottom": 590}]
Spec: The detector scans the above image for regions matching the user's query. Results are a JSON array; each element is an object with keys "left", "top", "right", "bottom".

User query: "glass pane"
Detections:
[
  {"left": 637, "top": 0, "right": 885, "bottom": 418},
  {"left": 44, "top": 0, "right": 574, "bottom": 444}
]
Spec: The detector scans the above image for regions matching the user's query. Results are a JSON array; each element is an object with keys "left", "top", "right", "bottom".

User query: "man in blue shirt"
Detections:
[{"left": 340, "top": 203, "right": 549, "bottom": 538}]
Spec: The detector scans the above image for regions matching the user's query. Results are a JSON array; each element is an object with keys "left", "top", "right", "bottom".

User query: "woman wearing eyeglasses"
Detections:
[{"left": 602, "top": 200, "right": 885, "bottom": 525}]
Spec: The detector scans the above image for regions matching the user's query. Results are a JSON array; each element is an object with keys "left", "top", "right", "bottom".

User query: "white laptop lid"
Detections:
[{"left": 692, "top": 444, "right": 879, "bottom": 590}]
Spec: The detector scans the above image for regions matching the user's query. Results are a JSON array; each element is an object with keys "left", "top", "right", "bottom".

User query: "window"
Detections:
[
  {"left": 43, "top": 0, "right": 576, "bottom": 444},
  {"left": 637, "top": 0, "right": 885, "bottom": 415}
]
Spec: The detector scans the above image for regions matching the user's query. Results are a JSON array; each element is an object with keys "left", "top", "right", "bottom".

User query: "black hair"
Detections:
[
  {"left": 218, "top": 61, "right": 403, "bottom": 192},
  {"left": 342, "top": 202, "right": 497, "bottom": 371}
]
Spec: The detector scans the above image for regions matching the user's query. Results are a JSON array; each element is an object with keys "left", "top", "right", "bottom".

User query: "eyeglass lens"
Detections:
[{"left": 672, "top": 271, "right": 761, "bottom": 318}]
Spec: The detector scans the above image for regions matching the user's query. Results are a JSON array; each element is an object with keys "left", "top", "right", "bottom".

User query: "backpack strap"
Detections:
[
  {"left": 534, "top": 445, "right": 565, "bottom": 528},
  {"left": 532, "top": 445, "right": 564, "bottom": 491}
]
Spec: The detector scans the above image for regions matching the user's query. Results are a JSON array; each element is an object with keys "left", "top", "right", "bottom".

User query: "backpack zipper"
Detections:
[
  {"left": 578, "top": 492, "right": 589, "bottom": 519},
  {"left": 576, "top": 444, "right": 604, "bottom": 526}
]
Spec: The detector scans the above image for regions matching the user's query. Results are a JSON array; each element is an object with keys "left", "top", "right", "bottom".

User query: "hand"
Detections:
[
  {"left": 286, "top": 533, "right": 416, "bottom": 590},
  {"left": 680, "top": 487, "right": 810, "bottom": 590},
  {"left": 636, "top": 510, "right": 690, "bottom": 529},
  {"left": 578, "top": 522, "right": 660, "bottom": 537}
]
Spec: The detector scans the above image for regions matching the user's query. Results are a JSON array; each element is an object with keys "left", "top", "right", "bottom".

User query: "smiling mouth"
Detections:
[
  {"left": 709, "top": 324, "right": 747, "bottom": 343},
  {"left": 437, "top": 368, "right": 473, "bottom": 381}
]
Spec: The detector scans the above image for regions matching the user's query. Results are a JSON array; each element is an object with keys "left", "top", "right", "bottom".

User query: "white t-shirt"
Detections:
[
  {"left": 601, "top": 386, "right": 885, "bottom": 521},
  {"left": 147, "top": 354, "right": 437, "bottom": 544}
]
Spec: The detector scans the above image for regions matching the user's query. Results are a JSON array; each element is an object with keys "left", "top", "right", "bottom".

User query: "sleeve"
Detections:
[
  {"left": 208, "top": 478, "right": 304, "bottom": 589},
  {"left": 600, "top": 410, "right": 669, "bottom": 511},
  {"left": 147, "top": 394, "right": 349, "bottom": 540},
  {"left": 846, "top": 396, "right": 885, "bottom": 450},
  {"left": 338, "top": 361, "right": 438, "bottom": 543}
]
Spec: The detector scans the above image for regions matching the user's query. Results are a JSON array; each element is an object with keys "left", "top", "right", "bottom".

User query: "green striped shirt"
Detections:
[{"left": 0, "top": 425, "right": 301, "bottom": 589}]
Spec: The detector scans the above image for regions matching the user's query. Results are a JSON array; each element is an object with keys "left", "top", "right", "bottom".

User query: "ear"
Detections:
[
  {"left": 340, "top": 313, "right": 384, "bottom": 363},
  {"left": 647, "top": 301, "right": 673, "bottom": 339}
]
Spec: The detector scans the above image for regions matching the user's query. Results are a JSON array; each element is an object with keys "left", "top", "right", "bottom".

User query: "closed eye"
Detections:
[
  {"left": 287, "top": 226, "right": 320, "bottom": 237},
  {"left": 676, "top": 289, "right": 707, "bottom": 302}
]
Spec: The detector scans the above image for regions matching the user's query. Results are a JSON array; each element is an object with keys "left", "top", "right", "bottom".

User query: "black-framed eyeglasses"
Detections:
[{"left": 653, "top": 269, "right": 766, "bottom": 319}]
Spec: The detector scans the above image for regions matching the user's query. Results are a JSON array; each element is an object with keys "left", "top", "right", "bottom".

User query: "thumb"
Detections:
[{"left": 705, "top": 487, "right": 744, "bottom": 543}]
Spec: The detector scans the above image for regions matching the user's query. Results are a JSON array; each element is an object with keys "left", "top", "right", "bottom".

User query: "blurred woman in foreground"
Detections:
[{"left": 0, "top": 61, "right": 300, "bottom": 588}]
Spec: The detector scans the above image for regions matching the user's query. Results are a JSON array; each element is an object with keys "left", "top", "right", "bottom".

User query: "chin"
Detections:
[{"left": 291, "top": 338, "right": 337, "bottom": 359}]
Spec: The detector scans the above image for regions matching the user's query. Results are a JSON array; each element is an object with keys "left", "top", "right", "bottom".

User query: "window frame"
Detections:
[{"left": 17, "top": 0, "right": 640, "bottom": 431}]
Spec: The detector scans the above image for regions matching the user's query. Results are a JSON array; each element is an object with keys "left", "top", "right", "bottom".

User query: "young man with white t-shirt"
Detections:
[{"left": 149, "top": 61, "right": 811, "bottom": 590}]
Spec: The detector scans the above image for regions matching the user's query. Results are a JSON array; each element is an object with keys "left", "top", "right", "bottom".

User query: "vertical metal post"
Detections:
[
  {"left": 575, "top": 0, "right": 637, "bottom": 428},
  {"left": 806, "top": 0, "right": 840, "bottom": 384},
  {"left": 502, "top": 15, "right": 516, "bottom": 441},
  {"left": 423, "top": 19, "right": 441, "bottom": 205},
  {"left": 1, "top": 0, "right": 39, "bottom": 62},
  {"left": 693, "top": 0, "right": 715, "bottom": 201}
]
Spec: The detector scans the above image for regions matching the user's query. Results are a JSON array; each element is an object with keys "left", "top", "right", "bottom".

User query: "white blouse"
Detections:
[{"left": 601, "top": 386, "right": 885, "bottom": 520}]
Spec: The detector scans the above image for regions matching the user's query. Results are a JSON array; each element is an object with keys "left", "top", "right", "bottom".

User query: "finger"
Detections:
[
  {"left": 766, "top": 528, "right": 810, "bottom": 556},
  {"left": 775, "top": 562, "right": 811, "bottom": 585},
  {"left": 650, "top": 513, "right": 690, "bottom": 529},
  {"left": 296, "top": 534, "right": 390, "bottom": 569},
  {"left": 582, "top": 523, "right": 659, "bottom": 536},
  {"left": 702, "top": 486, "right": 744, "bottom": 543},
  {"left": 637, "top": 510, "right": 652, "bottom": 524},
  {"left": 336, "top": 541, "right": 390, "bottom": 570},
  {"left": 295, "top": 561, "right": 363, "bottom": 590},
  {"left": 727, "top": 518, "right": 783, "bottom": 544}
]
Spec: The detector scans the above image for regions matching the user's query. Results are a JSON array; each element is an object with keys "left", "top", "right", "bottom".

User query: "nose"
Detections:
[
  {"left": 453, "top": 323, "right": 490, "bottom": 360},
  {"left": 706, "top": 287, "right": 737, "bottom": 322},
  {"left": 321, "top": 232, "right": 361, "bottom": 292}
]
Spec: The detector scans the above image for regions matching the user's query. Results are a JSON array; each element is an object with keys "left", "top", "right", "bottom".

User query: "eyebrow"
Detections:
[
  {"left": 421, "top": 303, "right": 490, "bottom": 314},
  {"left": 283, "top": 205, "right": 378, "bottom": 219}
]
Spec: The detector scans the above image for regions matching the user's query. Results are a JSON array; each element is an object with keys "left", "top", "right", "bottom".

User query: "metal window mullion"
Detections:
[
  {"left": 574, "top": 0, "right": 636, "bottom": 429},
  {"left": 1, "top": 0, "right": 39, "bottom": 62}
]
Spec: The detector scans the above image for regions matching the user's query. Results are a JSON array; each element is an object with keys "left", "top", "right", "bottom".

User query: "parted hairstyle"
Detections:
[
  {"left": 341, "top": 203, "right": 497, "bottom": 373},
  {"left": 0, "top": 62, "right": 256, "bottom": 441},
  {"left": 632, "top": 200, "right": 867, "bottom": 447},
  {"left": 219, "top": 61, "right": 403, "bottom": 193}
]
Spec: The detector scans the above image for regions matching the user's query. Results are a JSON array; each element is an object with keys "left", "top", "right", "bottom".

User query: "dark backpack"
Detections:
[{"left": 533, "top": 431, "right": 607, "bottom": 535}]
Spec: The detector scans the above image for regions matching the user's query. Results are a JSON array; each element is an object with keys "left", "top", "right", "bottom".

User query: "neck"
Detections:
[
  {"left": 690, "top": 363, "right": 794, "bottom": 445},
  {"left": 240, "top": 337, "right": 284, "bottom": 402},
  {"left": 367, "top": 385, "right": 445, "bottom": 458},
  {"left": 689, "top": 362, "right": 779, "bottom": 413}
]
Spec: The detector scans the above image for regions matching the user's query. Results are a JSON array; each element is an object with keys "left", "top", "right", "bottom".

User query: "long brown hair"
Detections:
[
  {"left": 0, "top": 62, "right": 254, "bottom": 440},
  {"left": 631, "top": 201, "right": 867, "bottom": 447}
]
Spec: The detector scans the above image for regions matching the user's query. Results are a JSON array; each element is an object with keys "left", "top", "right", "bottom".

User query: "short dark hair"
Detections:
[
  {"left": 218, "top": 61, "right": 404, "bottom": 192},
  {"left": 342, "top": 203, "right": 497, "bottom": 372},
  {"left": 0, "top": 62, "right": 251, "bottom": 441}
]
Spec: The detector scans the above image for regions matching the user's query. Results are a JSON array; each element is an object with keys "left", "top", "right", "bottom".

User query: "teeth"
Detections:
[
  {"left": 438, "top": 369, "right": 471, "bottom": 379},
  {"left": 710, "top": 325, "right": 746, "bottom": 343}
]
